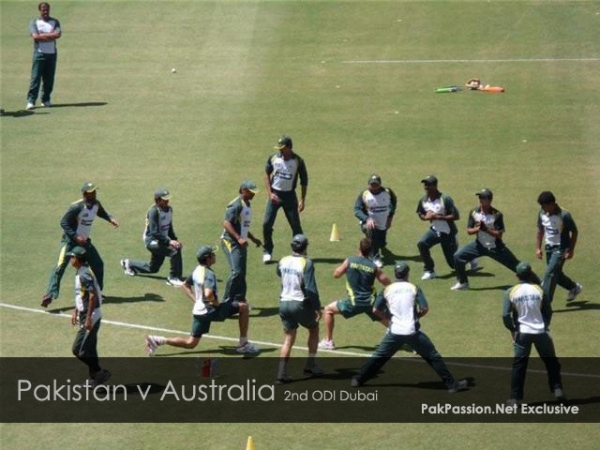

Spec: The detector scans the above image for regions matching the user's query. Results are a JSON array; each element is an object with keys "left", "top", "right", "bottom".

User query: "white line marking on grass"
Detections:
[
  {"left": 2, "top": 302, "right": 599, "bottom": 378},
  {"left": 342, "top": 58, "right": 600, "bottom": 64}
]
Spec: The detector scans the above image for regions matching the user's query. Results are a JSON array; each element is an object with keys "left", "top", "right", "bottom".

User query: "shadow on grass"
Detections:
[
  {"left": 554, "top": 301, "right": 599, "bottom": 313},
  {"left": 312, "top": 257, "right": 345, "bottom": 264},
  {"left": 46, "top": 102, "right": 107, "bottom": 108},
  {"left": 381, "top": 248, "right": 422, "bottom": 264},
  {"left": 155, "top": 345, "right": 276, "bottom": 357},
  {"left": 1, "top": 109, "right": 37, "bottom": 118},
  {"left": 250, "top": 306, "right": 280, "bottom": 318},
  {"left": 103, "top": 293, "right": 165, "bottom": 304}
]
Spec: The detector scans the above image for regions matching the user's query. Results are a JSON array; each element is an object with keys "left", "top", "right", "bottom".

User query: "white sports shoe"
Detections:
[
  {"left": 566, "top": 283, "right": 582, "bottom": 302},
  {"left": 236, "top": 342, "right": 260, "bottom": 354},
  {"left": 469, "top": 259, "right": 479, "bottom": 271},
  {"left": 166, "top": 277, "right": 184, "bottom": 287},
  {"left": 41, "top": 100, "right": 52, "bottom": 107},
  {"left": 318, "top": 339, "right": 336, "bottom": 350},
  {"left": 262, "top": 253, "right": 272, "bottom": 264},
  {"left": 450, "top": 282, "right": 470, "bottom": 291},
  {"left": 421, "top": 271, "right": 436, "bottom": 280},
  {"left": 26, "top": 102, "right": 35, "bottom": 110},
  {"left": 145, "top": 335, "right": 159, "bottom": 356},
  {"left": 120, "top": 259, "right": 135, "bottom": 276}
]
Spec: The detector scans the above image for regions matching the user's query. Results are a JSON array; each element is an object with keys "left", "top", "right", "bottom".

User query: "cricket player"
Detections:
[{"left": 354, "top": 174, "right": 397, "bottom": 268}]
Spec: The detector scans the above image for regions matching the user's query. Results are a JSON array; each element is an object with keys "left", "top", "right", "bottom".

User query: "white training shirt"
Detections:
[
  {"left": 361, "top": 190, "right": 393, "bottom": 230},
  {"left": 421, "top": 197, "right": 451, "bottom": 235},
  {"left": 270, "top": 157, "right": 299, "bottom": 192},
  {"left": 383, "top": 281, "right": 421, "bottom": 335},
  {"left": 539, "top": 213, "right": 562, "bottom": 247},
  {"left": 278, "top": 255, "right": 307, "bottom": 302},
  {"left": 507, "top": 283, "right": 546, "bottom": 334},
  {"left": 471, "top": 210, "right": 498, "bottom": 249},
  {"left": 76, "top": 204, "right": 99, "bottom": 240},
  {"left": 240, "top": 202, "right": 252, "bottom": 239}
]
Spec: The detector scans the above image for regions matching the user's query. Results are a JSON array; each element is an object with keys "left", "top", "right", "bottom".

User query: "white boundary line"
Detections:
[
  {"left": 342, "top": 58, "right": 600, "bottom": 64},
  {"left": 1, "top": 302, "right": 599, "bottom": 379}
]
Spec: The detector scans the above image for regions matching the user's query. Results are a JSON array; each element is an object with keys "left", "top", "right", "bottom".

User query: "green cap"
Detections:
[
  {"left": 81, "top": 182, "right": 98, "bottom": 193},
  {"left": 476, "top": 188, "right": 493, "bottom": 199},
  {"left": 368, "top": 174, "right": 382, "bottom": 186},
  {"left": 421, "top": 175, "right": 438, "bottom": 185},
  {"left": 154, "top": 188, "right": 172, "bottom": 200},
  {"left": 240, "top": 180, "right": 258, "bottom": 194},
  {"left": 516, "top": 261, "right": 532, "bottom": 276},
  {"left": 274, "top": 135, "right": 293, "bottom": 150},
  {"left": 394, "top": 261, "right": 410, "bottom": 278},
  {"left": 66, "top": 246, "right": 88, "bottom": 259},
  {"left": 196, "top": 245, "right": 217, "bottom": 261}
]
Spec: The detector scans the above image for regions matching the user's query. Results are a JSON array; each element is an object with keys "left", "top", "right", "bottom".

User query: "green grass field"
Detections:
[{"left": 1, "top": 0, "right": 599, "bottom": 448}]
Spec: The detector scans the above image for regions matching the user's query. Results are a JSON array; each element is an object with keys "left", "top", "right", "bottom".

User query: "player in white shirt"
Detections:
[
  {"left": 502, "top": 261, "right": 565, "bottom": 405},
  {"left": 351, "top": 261, "right": 468, "bottom": 393}
]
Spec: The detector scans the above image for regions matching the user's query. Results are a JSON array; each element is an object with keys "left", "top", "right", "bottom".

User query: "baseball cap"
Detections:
[
  {"left": 274, "top": 135, "right": 293, "bottom": 150},
  {"left": 154, "top": 188, "right": 172, "bottom": 200},
  {"left": 475, "top": 188, "right": 493, "bottom": 199},
  {"left": 394, "top": 261, "right": 410, "bottom": 277},
  {"left": 240, "top": 180, "right": 259, "bottom": 194},
  {"left": 66, "top": 246, "right": 88, "bottom": 259},
  {"left": 196, "top": 245, "right": 217, "bottom": 261},
  {"left": 368, "top": 174, "right": 382, "bottom": 186},
  {"left": 81, "top": 182, "right": 98, "bottom": 193},
  {"left": 421, "top": 175, "right": 438, "bottom": 185},
  {"left": 516, "top": 261, "right": 532, "bottom": 277}
]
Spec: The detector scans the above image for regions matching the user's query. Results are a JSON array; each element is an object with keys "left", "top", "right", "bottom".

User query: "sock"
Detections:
[
  {"left": 238, "top": 336, "right": 248, "bottom": 346},
  {"left": 277, "top": 359, "right": 288, "bottom": 379},
  {"left": 306, "top": 354, "right": 316, "bottom": 369}
]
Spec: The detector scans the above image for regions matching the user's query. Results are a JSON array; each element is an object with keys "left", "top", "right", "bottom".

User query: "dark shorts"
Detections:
[
  {"left": 279, "top": 300, "right": 319, "bottom": 332},
  {"left": 191, "top": 302, "right": 241, "bottom": 337},
  {"left": 337, "top": 299, "right": 380, "bottom": 321}
]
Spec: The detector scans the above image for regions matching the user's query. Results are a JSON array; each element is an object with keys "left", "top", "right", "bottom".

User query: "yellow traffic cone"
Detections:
[
  {"left": 246, "top": 436, "right": 255, "bottom": 450},
  {"left": 330, "top": 223, "right": 341, "bottom": 242}
]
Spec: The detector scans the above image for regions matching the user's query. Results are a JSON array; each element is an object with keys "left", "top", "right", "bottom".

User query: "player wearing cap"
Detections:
[
  {"left": 536, "top": 191, "right": 582, "bottom": 303},
  {"left": 145, "top": 245, "right": 259, "bottom": 355},
  {"left": 120, "top": 188, "right": 184, "bottom": 287},
  {"left": 276, "top": 234, "right": 323, "bottom": 383},
  {"left": 452, "top": 189, "right": 524, "bottom": 291},
  {"left": 68, "top": 246, "right": 111, "bottom": 388},
  {"left": 351, "top": 261, "right": 468, "bottom": 392},
  {"left": 503, "top": 261, "right": 566, "bottom": 406},
  {"left": 319, "top": 238, "right": 391, "bottom": 350},
  {"left": 41, "top": 182, "right": 119, "bottom": 308},
  {"left": 262, "top": 135, "right": 308, "bottom": 263},
  {"left": 416, "top": 175, "right": 477, "bottom": 280},
  {"left": 354, "top": 174, "right": 398, "bottom": 268},
  {"left": 221, "top": 181, "right": 263, "bottom": 306}
]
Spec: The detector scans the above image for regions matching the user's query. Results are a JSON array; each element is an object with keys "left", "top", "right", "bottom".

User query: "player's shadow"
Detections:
[
  {"left": 1, "top": 109, "right": 36, "bottom": 118},
  {"left": 46, "top": 306, "right": 75, "bottom": 314},
  {"left": 250, "top": 306, "right": 280, "bottom": 318},
  {"left": 381, "top": 248, "right": 421, "bottom": 264},
  {"left": 115, "top": 383, "right": 165, "bottom": 396},
  {"left": 103, "top": 293, "right": 165, "bottom": 304},
  {"left": 46, "top": 102, "right": 107, "bottom": 108},
  {"left": 312, "top": 257, "right": 345, "bottom": 264},
  {"left": 554, "top": 301, "right": 599, "bottom": 313},
  {"left": 155, "top": 345, "right": 276, "bottom": 357},
  {"left": 469, "top": 284, "right": 513, "bottom": 292}
]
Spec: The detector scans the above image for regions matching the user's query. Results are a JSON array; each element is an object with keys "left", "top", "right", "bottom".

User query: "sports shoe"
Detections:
[
  {"left": 166, "top": 277, "right": 185, "bottom": 287},
  {"left": 120, "top": 259, "right": 135, "bottom": 276},
  {"left": 145, "top": 335, "right": 159, "bottom": 356},
  {"left": 351, "top": 377, "right": 363, "bottom": 388},
  {"left": 421, "top": 271, "right": 436, "bottom": 280},
  {"left": 318, "top": 339, "right": 336, "bottom": 350},
  {"left": 450, "top": 282, "right": 469, "bottom": 291},
  {"left": 469, "top": 259, "right": 479, "bottom": 271},
  {"left": 41, "top": 100, "right": 52, "bottom": 107},
  {"left": 26, "top": 102, "right": 34, "bottom": 110},
  {"left": 41, "top": 294, "right": 53, "bottom": 308},
  {"left": 236, "top": 342, "right": 260, "bottom": 354},
  {"left": 303, "top": 365, "right": 325, "bottom": 377},
  {"left": 276, "top": 375, "right": 293, "bottom": 384},
  {"left": 374, "top": 258, "right": 384, "bottom": 269},
  {"left": 448, "top": 379, "right": 468, "bottom": 393},
  {"left": 566, "top": 284, "right": 582, "bottom": 302},
  {"left": 262, "top": 253, "right": 272, "bottom": 264},
  {"left": 505, "top": 398, "right": 522, "bottom": 407},
  {"left": 92, "top": 369, "right": 112, "bottom": 387},
  {"left": 554, "top": 388, "right": 567, "bottom": 403}
]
